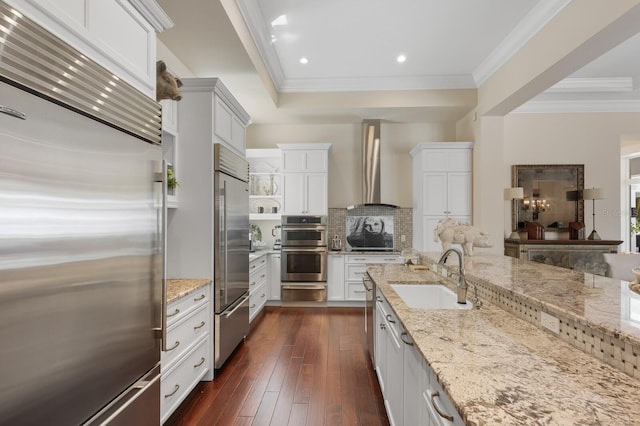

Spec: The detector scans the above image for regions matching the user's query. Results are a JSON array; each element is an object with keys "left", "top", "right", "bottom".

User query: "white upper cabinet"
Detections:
[
  {"left": 278, "top": 144, "right": 331, "bottom": 216},
  {"left": 7, "top": 0, "right": 173, "bottom": 97},
  {"left": 178, "top": 78, "right": 251, "bottom": 158},
  {"left": 410, "top": 142, "right": 474, "bottom": 252}
]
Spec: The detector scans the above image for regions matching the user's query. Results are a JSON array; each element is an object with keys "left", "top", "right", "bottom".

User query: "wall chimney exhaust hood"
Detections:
[{"left": 346, "top": 119, "right": 398, "bottom": 210}]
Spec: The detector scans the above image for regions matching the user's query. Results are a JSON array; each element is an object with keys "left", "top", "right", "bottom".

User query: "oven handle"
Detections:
[
  {"left": 281, "top": 247, "right": 328, "bottom": 253},
  {"left": 281, "top": 226, "right": 327, "bottom": 232},
  {"left": 282, "top": 284, "right": 327, "bottom": 290}
]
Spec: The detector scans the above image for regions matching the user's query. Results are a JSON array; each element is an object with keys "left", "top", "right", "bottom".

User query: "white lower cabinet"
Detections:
[
  {"left": 268, "top": 253, "right": 281, "bottom": 301},
  {"left": 375, "top": 290, "right": 464, "bottom": 426},
  {"left": 161, "top": 283, "right": 211, "bottom": 424},
  {"left": 249, "top": 254, "right": 268, "bottom": 322},
  {"left": 344, "top": 255, "right": 402, "bottom": 301},
  {"left": 327, "top": 253, "right": 345, "bottom": 301}
]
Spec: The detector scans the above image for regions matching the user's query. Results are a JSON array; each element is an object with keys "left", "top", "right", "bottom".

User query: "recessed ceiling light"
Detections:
[
  {"left": 271, "top": 14, "right": 287, "bottom": 27},
  {"left": 397, "top": 55, "right": 407, "bottom": 63},
  {"left": 299, "top": 57, "right": 309, "bottom": 64},
  {"left": 271, "top": 34, "right": 277, "bottom": 43}
]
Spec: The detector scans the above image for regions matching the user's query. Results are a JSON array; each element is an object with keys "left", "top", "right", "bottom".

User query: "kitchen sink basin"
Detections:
[{"left": 390, "top": 284, "right": 473, "bottom": 310}]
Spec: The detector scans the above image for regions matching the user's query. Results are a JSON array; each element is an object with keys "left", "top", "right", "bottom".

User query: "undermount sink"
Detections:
[{"left": 390, "top": 284, "right": 472, "bottom": 310}]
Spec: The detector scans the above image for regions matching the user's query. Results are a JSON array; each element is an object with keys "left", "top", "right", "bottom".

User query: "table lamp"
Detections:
[
  {"left": 583, "top": 187, "right": 604, "bottom": 240},
  {"left": 504, "top": 187, "right": 524, "bottom": 240}
]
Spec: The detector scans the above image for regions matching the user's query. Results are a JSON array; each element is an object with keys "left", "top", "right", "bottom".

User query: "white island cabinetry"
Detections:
[{"left": 375, "top": 290, "right": 464, "bottom": 426}]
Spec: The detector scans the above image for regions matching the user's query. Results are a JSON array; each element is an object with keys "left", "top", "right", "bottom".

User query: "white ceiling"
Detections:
[{"left": 156, "top": 0, "right": 640, "bottom": 124}]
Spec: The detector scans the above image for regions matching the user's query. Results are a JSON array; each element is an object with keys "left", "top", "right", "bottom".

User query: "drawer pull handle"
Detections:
[
  {"left": 400, "top": 332, "right": 414, "bottom": 346},
  {"left": 194, "top": 357, "right": 205, "bottom": 368},
  {"left": 260, "top": 274, "right": 266, "bottom": 278},
  {"left": 164, "top": 384, "right": 180, "bottom": 398},
  {"left": 194, "top": 321, "right": 206, "bottom": 330},
  {"left": 167, "top": 309, "right": 180, "bottom": 318},
  {"left": 385, "top": 314, "right": 396, "bottom": 324},
  {"left": 194, "top": 294, "right": 205, "bottom": 301},
  {"left": 250, "top": 303, "right": 256, "bottom": 308},
  {"left": 261, "top": 293, "right": 265, "bottom": 298},
  {"left": 166, "top": 341, "right": 180, "bottom": 351},
  {"left": 251, "top": 281, "right": 256, "bottom": 286},
  {"left": 431, "top": 391, "right": 454, "bottom": 421}
]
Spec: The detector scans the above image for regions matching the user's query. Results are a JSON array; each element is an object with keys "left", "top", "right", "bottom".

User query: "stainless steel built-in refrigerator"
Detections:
[
  {"left": 0, "top": 5, "right": 163, "bottom": 424},
  {"left": 213, "top": 144, "right": 250, "bottom": 370}
]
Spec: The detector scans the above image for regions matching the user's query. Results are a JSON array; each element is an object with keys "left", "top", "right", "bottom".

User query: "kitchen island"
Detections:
[{"left": 367, "top": 253, "right": 640, "bottom": 425}]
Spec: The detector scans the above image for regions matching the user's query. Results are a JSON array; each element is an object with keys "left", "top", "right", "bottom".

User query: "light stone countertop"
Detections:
[
  {"left": 367, "top": 257, "right": 640, "bottom": 425},
  {"left": 167, "top": 279, "right": 211, "bottom": 304}
]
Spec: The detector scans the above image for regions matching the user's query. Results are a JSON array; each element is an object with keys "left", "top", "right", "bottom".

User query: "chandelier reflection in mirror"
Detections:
[{"left": 522, "top": 190, "right": 550, "bottom": 220}]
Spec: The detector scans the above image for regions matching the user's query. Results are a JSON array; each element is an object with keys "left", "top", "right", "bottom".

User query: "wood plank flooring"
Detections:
[{"left": 165, "top": 307, "right": 389, "bottom": 426}]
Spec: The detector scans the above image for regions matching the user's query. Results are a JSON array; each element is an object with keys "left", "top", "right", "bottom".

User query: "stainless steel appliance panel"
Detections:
[
  {"left": 281, "top": 284, "right": 327, "bottom": 303},
  {"left": 213, "top": 170, "right": 250, "bottom": 313},
  {"left": 0, "top": 81, "right": 162, "bottom": 424},
  {"left": 215, "top": 291, "right": 250, "bottom": 369},
  {"left": 281, "top": 247, "right": 327, "bottom": 282},
  {"left": 281, "top": 225, "right": 328, "bottom": 247}
]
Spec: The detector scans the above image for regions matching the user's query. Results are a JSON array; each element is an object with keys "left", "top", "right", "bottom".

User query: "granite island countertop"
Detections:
[{"left": 367, "top": 256, "right": 640, "bottom": 425}]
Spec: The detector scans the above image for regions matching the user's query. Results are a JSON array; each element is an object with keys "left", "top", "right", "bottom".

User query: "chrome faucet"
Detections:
[{"left": 437, "top": 248, "right": 468, "bottom": 304}]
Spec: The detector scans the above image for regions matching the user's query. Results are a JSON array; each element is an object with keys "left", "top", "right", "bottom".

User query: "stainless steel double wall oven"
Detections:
[{"left": 280, "top": 216, "right": 328, "bottom": 302}]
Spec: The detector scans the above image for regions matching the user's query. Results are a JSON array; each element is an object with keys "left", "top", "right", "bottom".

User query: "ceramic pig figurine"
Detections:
[
  {"left": 156, "top": 60, "right": 183, "bottom": 102},
  {"left": 433, "top": 218, "right": 492, "bottom": 256}
]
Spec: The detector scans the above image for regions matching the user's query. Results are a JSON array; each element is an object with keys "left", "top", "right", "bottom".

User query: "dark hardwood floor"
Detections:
[{"left": 165, "top": 306, "right": 389, "bottom": 426}]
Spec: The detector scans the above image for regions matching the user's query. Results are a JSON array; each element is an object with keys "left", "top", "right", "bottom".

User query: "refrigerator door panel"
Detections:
[
  {"left": 84, "top": 365, "right": 160, "bottom": 426},
  {"left": 0, "top": 82, "right": 162, "bottom": 424},
  {"left": 214, "top": 172, "right": 250, "bottom": 313},
  {"left": 215, "top": 291, "right": 250, "bottom": 369}
]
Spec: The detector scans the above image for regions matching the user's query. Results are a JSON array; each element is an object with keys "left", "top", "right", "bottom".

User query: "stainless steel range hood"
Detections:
[{"left": 347, "top": 119, "right": 397, "bottom": 209}]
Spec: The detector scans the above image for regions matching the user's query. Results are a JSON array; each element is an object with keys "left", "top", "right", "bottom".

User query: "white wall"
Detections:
[
  {"left": 503, "top": 112, "right": 640, "bottom": 242},
  {"left": 247, "top": 122, "right": 455, "bottom": 208}
]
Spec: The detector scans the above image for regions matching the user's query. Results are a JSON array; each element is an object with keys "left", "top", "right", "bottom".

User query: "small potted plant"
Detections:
[
  {"left": 631, "top": 220, "right": 640, "bottom": 252},
  {"left": 167, "top": 166, "right": 179, "bottom": 195}
]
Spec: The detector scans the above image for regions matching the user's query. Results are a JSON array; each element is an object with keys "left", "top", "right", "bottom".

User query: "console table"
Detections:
[{"left": 504, "top": 239, "right": 623, "bottom": 276}]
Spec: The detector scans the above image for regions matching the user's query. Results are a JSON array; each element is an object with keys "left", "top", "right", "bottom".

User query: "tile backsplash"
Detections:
[{"left": 328, "top": 207, "right": 412, "bottom": 252}]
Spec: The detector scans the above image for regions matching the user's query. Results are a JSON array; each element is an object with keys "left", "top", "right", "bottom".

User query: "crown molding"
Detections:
[
  {"left": 513, "top": 99, "right": 640, "bottom": 114},
  {"left": 546, "top": 77, "right": 634, "bottom": 92},
  {"left": 473, "top": 0, "right": 570, "bottom": 87},
  {"left": 129, "top": 0, "right": 174, "bottom": 32}
]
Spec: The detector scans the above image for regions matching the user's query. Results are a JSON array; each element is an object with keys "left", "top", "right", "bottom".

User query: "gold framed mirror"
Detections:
[{"left": 511, "top": 164, "right": 584, "bottom": 232}]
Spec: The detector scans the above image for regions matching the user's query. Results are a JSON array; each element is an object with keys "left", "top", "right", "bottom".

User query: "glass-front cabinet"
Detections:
[{"left": 246, "top": 149, "right": 282, "bottom": 221}]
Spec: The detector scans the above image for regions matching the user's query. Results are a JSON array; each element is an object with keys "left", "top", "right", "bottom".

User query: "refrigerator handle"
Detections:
[
  {"left": 161, "top": 160, "right": 169, "bottom": 351},
  {"left": 222, "top": 179, "right": 228, "bottom": 303},
  {"left": 221, "top": 292, "right": 250, "bottom": 318}
]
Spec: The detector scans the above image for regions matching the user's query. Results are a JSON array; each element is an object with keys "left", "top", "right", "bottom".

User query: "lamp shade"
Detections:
[
  {"left": 583, "top": 187, "right": 604, "bottom": 200},
  {"left": 504, "top": 187, "right": 524, "bottom": 200}
]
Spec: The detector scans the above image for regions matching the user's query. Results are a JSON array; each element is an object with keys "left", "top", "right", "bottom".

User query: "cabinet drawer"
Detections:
[
  {"left": 166, "top": 286, "right": 209, "bottom": 327},
  {"left": 346, "top": 255, "right": 402, "bottom": 264},
  {"left": 249, "top": 283, "right": 267, "bottom": 321},
  {"left": 161, "top": 337, "right": 210, "bottom": 423},
  {"left": 250, "top": 255, "right": 267, "bottom": 271},
  {"left": 345, "top": 264, "right": 367, "bottom": 281},
  {"left": 162, "top": 304, "right": 209, "bottom": 371},
  {"left": 250, "top": 266, "right": 268, "bottom": 292},
  {"left": 346, "top": 281, "right": 367, "bottom": 301}
]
